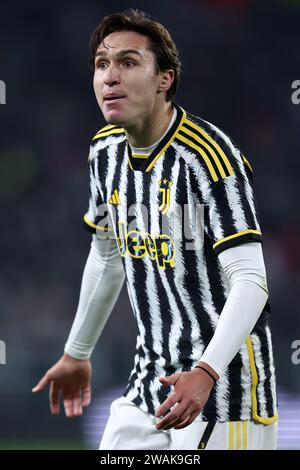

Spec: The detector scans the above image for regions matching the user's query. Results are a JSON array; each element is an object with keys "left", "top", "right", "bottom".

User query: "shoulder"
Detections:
[
  {"left": 184, "top": 111, "right": 237, "bottom": 150},
  {"left": 88, "top": 123, "right": 126, "bottom": 161},
  {"left": 92, "top": 123, "right": 126, "bottom": 141},
  {"left": 174, "top": 110, "right": 252, "bottom": 182}
]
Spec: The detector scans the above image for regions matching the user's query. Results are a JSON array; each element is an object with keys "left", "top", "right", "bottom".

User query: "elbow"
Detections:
[
  {"left": 246, "top": 273, "right": 269, "bottom": 298},
  {"left": 230, "top": 270, "right": 269, "bottom": 298}
]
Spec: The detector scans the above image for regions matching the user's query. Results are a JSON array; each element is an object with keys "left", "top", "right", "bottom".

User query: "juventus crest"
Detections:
[{"left": 158, "top": 179, "right": 172, "bottom": 214}]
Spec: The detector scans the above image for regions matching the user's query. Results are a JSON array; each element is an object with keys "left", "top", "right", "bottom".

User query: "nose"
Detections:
[{"left": 104, "top": 64, "right": 121, "bottom": 87}]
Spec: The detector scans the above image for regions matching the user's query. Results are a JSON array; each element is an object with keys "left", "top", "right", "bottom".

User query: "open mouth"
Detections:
[{"left": 104, "top": 96, "right": 126, "bottom": 102}]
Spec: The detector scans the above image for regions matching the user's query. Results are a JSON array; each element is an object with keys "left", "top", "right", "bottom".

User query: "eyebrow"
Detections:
[{"left": 95, "top": 49, "right": 144, "bottom": 59}]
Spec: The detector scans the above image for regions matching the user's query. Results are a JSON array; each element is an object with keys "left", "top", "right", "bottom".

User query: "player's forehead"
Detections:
[{"left": 96, "top": 30, "right": 153, "bottom": 59}]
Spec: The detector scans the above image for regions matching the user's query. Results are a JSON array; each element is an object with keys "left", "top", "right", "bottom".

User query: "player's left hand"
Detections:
[{"left": 155, "top": 368, "right": 215, "bottom": 430}]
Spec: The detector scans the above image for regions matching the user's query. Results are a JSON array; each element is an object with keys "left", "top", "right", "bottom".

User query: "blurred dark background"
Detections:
[{"left": 0, "top": 0, "right": 299, "bottom": 449}]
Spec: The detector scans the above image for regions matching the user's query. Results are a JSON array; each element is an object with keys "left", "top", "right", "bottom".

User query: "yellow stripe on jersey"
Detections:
[
  {"left": 246, "top": 337, "right": 279, "bottom": 425},
  {"left": 126, "top": 143, "right": 134, "bottom": 171},
  {"left": 242, "top": 155, "right": 253, "bottom": 173},
  {"left": 212, "top": 229, "right": 262, "bottom": 251},
  {"left": 185, "top": 119, "right": 234, "bottom": 177},
  {"left": 181, "top": 125, "right": 227, "bottom": 179},
  {"left": 229, "top": 422, "right": 234, "bottom": 450},
  {"left": 108, "top": 189, "right": 121, "bottom": 205},
  {"left": 83, "top": 214, "right": 114, "bottom": 232},
  {"left": 93, "top": 128, "right": 125, "bottom": 140},
  {"left": 92, "top": 124, "right": 116, "bottom": 139},
  {"left": 176, "top": 133, "right": 219, "bottom": 182},
  {"left": 228, "top": 422, "right": 247, "bottom": 450},
  {"left": 96, "top": 124, "right": 116, "bottom": 134},
  {"left": 236, "top": 422, "right": 241, "bottom": 450},
  {"left": 145, "top": 108, "right": 187, "bottom": 172},
  {"left": 243, "top": 421, "right": 247, "bottom": 450},
  {"left": 132, "top": 153, "right": 149, "bottom": 159},
  {"left": 115, "top": 190, "right": 121, "bottom": 204}
]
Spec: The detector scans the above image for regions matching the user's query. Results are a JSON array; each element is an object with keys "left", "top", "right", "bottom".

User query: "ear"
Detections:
[{"left": 158, "top": 69, "right": 175, "bottom": 94}]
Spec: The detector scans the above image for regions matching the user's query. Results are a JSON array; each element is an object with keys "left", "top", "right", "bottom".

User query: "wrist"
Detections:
[
  {"left": 194, "top": 361, "right": 219, "bottom": 384},
  {"left": 63, "top": 352, "right": 89, "bottom": 363}
]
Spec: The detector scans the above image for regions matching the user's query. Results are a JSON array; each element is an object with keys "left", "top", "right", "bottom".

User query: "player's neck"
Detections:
[{"left": 125, "top": 102, "right": 174, "bottom": 148}]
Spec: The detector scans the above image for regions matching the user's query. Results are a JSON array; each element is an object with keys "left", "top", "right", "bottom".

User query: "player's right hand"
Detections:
[{"left": 32, "top": 353, "right": 92, "bottom": 418}]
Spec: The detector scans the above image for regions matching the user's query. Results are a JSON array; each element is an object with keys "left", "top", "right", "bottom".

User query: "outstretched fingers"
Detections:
[
  {"left": 63, "top": 390, "right": 85, "bottom": 418},
  {"left": 63, "top": 397, "right": 75, "bottom": 418},
  {"left": 173, "top": 409, "right": 200, "bottom": 429},
  {"left": 82, "top": 386, "right": 91, "bottom": 408},
  {"left": 73, "top": 391, "right": 83, "bottom": 417},
  {"left": 32, "top": 372, "right": 52, "bottom": 393},
  {"left": 49, "top": 381, "right": 60, "bottom": 415}
]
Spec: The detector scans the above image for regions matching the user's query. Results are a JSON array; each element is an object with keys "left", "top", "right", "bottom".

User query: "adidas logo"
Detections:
[{"left": 108, "top": 189, "right": 121, "bottom": 205}]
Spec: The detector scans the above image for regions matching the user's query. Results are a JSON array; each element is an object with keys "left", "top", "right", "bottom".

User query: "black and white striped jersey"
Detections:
[{"left": 84, "top": 102, "right": 278, "bottom": 424}]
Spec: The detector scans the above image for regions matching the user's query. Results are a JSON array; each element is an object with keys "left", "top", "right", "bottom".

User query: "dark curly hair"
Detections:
[{"left": 89, "top": 9, "right": 181, "bottom": 102}]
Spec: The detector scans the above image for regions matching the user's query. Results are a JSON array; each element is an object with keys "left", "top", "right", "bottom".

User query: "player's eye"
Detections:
[
  {"left": 95, "top": 60, "right": 108, "bottom": 70},
  {"left": 123, "top": 60, "right": 135, "bottom": 68}
]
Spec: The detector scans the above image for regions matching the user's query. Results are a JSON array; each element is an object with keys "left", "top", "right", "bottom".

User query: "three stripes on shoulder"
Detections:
[
  {"left": 176, "top": 118, "right": 253, "bottom": 182},
  {"left": 90, "top": 120, "right": 253, "bottom": 182},
  {"left": 88, "top": 124, "right": 125, "bottom": 161},
  {"left": 176, "top": 118, "right": 233, "bottom": 182},
  {"left": 93, "top": 124, "right": 125, "bottom": 140}
]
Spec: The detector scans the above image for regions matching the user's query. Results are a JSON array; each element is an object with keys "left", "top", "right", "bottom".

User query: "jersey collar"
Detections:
[{"left": 126, "top": 102, "right": 186, "bottom": 172}]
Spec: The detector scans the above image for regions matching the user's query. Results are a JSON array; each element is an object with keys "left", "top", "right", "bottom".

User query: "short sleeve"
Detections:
[
  {"left": 83, "top": 147, "right": 114, "bottom": 236},
  {"left": 194, "top": 133, "right": 262, "bottom": 256}
]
